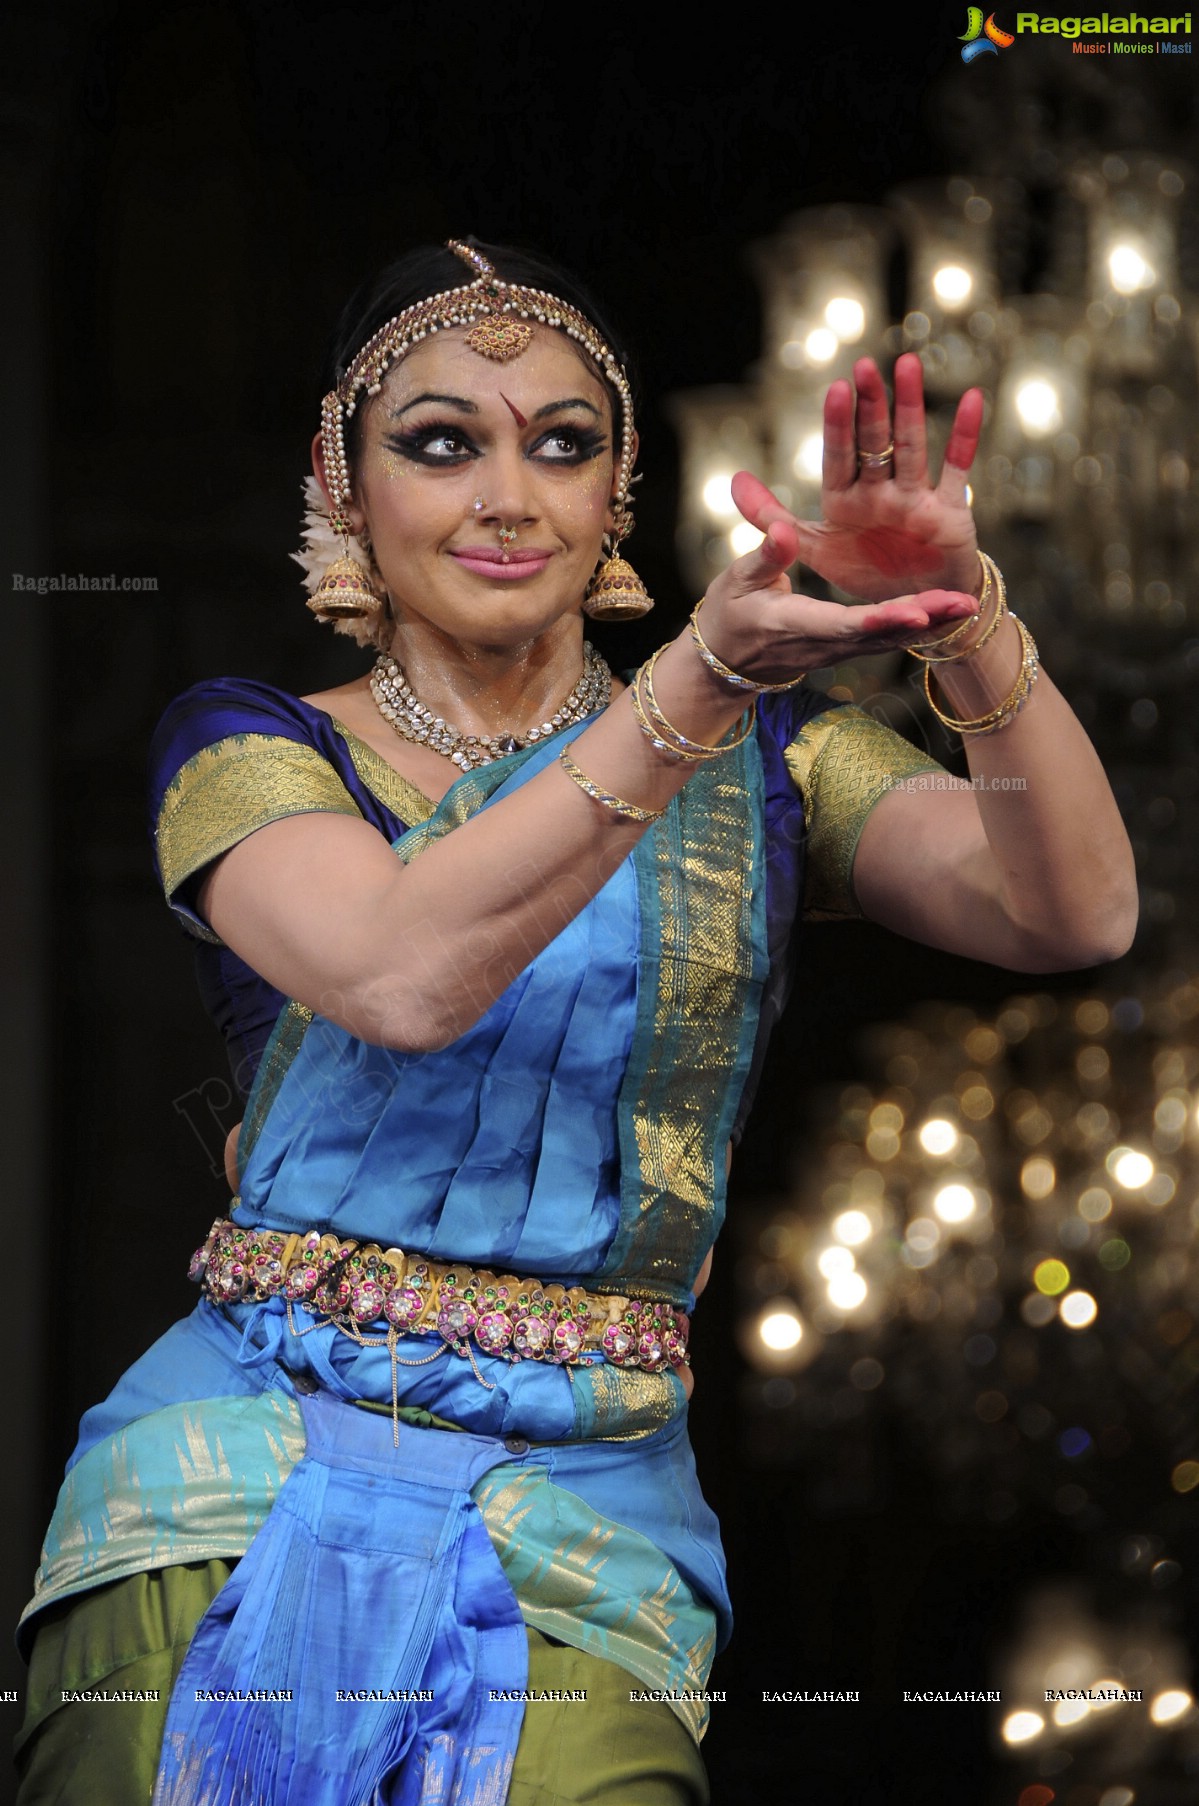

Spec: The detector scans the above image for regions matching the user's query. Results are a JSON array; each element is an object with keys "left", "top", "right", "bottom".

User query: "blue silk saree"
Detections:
[{"left": 21, "top": 676, "right": 941, "bottom": 1803}]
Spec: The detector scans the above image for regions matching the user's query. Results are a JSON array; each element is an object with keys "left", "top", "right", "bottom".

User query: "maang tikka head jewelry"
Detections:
[{"left": 304, "top": 241, "right": 653, "bottom": 625}]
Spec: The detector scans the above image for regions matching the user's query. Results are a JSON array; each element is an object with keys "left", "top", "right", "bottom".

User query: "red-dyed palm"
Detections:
[{"left": 733, "top": 355, "right": 984, "bottom": 603}]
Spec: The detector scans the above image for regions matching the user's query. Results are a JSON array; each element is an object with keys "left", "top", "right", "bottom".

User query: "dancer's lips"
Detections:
[{"left": 449, "top": 547, "right": 553, "bottom": 579}]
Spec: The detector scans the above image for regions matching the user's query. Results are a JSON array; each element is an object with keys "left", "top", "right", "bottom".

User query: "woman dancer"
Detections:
[{"left": 17, "top": 239, "right": 1136, "bottom": 1805}]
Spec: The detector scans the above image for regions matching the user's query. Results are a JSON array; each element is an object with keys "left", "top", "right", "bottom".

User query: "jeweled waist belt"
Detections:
[{"left": 189, "top": 1215, "right": 690, "bottom": 1375}]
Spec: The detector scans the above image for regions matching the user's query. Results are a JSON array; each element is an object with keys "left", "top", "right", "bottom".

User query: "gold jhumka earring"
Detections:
[
  {"left": 582, "top": 534, "right": 653, "bottom": 622},
  {"left": 304, "top": 391, "right": 387, "bottom": 632},
  {"left": 306, "top": 547, "right": 384, "bottom": 628}
]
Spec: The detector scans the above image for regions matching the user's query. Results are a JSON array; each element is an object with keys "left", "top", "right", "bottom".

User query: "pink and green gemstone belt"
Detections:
[{"left": 188, "top": 1217, "right": 691, "bottom": 1376}]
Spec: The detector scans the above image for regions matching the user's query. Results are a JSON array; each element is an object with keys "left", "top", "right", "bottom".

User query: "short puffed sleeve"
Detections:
[
  {"left": 784, "top": 704, "right": 948, "bottom": 920},
  {"left": 149, "top": 678, "right": 364, "bottom": 942}
]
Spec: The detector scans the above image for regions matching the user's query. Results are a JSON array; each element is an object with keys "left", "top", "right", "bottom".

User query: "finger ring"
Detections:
[{"left": 857, "top": 442, "right": 895, "bottom": 469}]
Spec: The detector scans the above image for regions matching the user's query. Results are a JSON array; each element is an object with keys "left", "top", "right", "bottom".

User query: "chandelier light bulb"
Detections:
[
  {"left": 758, "top": 1307, "right": 804, "bottom": 1352},
  {"left": 826, "top": 1271, "right": 868, "bottom": 1311},
  {"left": 832, "top": 1209, "right": 873, "bottom": 1246},
  {"left": 1150, "top": 1689, "right": 1192, "bottom": 1725},
  {"left": 804, "top": 327, "right": 839, "bottom": 365},
  {"left": 919, "top": 1117, "right": 959, "bottom": 1155},
  {"left": 702, "top": 473, "right": 739, "bottom": 518},
  {"left": 932, "top": 264, "right": 973, "bottom": 306},
  {"left": 729, "top": 522, "right": 764, "bottom": 557},
  {"left": 1108, "top": 1147, "right": 1154, "bottom": 1189},
  {"left": 1108, "top": 242, "right": 1154, "bottom": 294},
  {"left": 1002, "top": 1710, "right": 1045, "bottom": 1744},
  {"left": 824, "top": 296, "right": 866, "bottom": 342},
  {"left": 933, "top": 1182, "right": 976, "bottom": 1224},
  {"left": 792, "top": 432, "right": 825, "bottom": 480},
  {"left": 1014, "top": 378, "right": 1062, "bottom": 435},
  {"left": 1060, "top": 1290, "right": 1099, "bottom": 1329}
]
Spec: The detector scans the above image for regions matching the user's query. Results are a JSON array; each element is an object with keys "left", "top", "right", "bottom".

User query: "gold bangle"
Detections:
[
  {"left": 923, "top": 614, "right": 1040, "bottom": 737},
  {"left": 629, "top": 676, "right": 702, "bottom": 763},
  {"left": 688, "top": 600, "right": 805, "bottom": 694},
  {"left": 635, "top": 647, "right": 758, "bottom": 762},
  {"left": 909, "top": 553, "right": 1008, "bottom": 665},
  {"left": 558, "top": 743, "right": 664, "bottom": 823}
]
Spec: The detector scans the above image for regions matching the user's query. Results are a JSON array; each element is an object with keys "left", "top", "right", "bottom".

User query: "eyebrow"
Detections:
[
  {"left": 388, "top": 392, "right": 479, "bottom": 419},
  {"left": 533, "top": 398, "right": 603, "bottom": 421},
  {"left": 386, "top": 392, "right": 604, "bottom": 422}
]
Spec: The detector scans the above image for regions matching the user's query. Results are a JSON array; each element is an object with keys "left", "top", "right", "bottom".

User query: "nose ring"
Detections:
[
  {"left": 472, "top": 495, "right": 486, "bottom": 513},
  {"left": 497, "top": 524, "right": 518, "bottom": 563}
]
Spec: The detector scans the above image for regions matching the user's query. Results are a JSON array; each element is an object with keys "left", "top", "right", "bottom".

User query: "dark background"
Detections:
[{"left": 3, "top": 6, "right": 1195, "bottom": 1803}]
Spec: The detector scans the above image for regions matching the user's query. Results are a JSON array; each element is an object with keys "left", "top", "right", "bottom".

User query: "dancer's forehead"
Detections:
[{"left": 371, "top": 327, "right": 615, "bottom": 430}]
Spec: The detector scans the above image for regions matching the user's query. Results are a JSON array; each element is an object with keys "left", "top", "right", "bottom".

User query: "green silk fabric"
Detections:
[{"left": 16, "top": 1563, "right": 709, "bottom": 1806}]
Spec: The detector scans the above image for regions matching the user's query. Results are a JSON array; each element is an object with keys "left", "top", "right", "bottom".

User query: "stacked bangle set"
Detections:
[{"left": 908, "top": 551, "right": 1040, "bottom": 737}]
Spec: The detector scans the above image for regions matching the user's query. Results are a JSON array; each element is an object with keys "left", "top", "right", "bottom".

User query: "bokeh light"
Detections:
[
  {"left": 701, "top": 473, "right": 737, "bottom": 517},
  {"left": 758, "top": 1306, "right": 804, "bottom": 1352},
  {"left": 932, "top": 1182, "right": 976, "bottom": 1224},
  {"left": 824, "top": 296, "right": 865, "bottom": 341},
  {"left": 919, "top": 1118, "right": 959, "bottom": 1155},
  {"left": 1108, "top": 242, "right": 1154, "bottom": 293},
  {"left": 1109, "top": 1147, "right": 1154, "bottom": 1189},
  {"left": 728, "top": 522, "right": 764, "bottom": 557},
  {"left": 804, "top": 327, "right": 838, "bottom": 364},
  {"left": 1015, "top": 378, "right": 1062, "bottom": 435},
  {"left": 1002, "top": 1709, "right": 1044, "bottom": 1744},
  {"left": 1149, "top": 1688, "right": 1192, "bottom": 1724},
  {"left": 826, "top": 1271, "right": 868, "bottom": 1311},
  {"left": 1060, "top": 1290, "right": 1098, "bottom": 1329},
  {"left": 832, "top": 1209, "right": 873, "bottom": 1246},
  {"left": 932, "top": 263, "right": 973, "bottom": 306},
  {"left": 792, "top": 433, "right": 824, "bottom": 481},
  {"left": 1034, "top": 1259, "right": 1070, "bottom": 1296}
]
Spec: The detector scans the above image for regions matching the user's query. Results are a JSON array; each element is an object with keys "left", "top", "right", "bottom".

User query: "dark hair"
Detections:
[{"left": 323, "top": 238, "right": 639, "bottom": 464}]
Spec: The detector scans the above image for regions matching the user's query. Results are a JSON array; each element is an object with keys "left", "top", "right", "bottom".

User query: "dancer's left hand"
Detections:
[{"left": 735, "top": 354, "right": 983, "bottom": 603}]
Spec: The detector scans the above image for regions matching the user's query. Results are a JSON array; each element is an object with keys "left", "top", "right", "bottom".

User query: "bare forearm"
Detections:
[
  {"left": 204, "top": 634, "right": 749, "bottom": 1053},
  {"left": 862, "top": 614, "right": 1138, "bottom": 970},
  {"left": 938, "top": 614, "right": 1135, "bottom": 963},
  {"left": 380, "top": 639, "right": 764, "bottom": 1043}
]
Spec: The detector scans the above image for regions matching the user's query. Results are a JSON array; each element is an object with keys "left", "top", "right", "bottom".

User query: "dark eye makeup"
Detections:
[{"left": 382, "top": 420, "right": 608, "bottom": 467}]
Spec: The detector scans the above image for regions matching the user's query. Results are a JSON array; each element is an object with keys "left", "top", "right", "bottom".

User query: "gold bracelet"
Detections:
[
  {"left": 923, "top": 614, "right": 1040, "bottom": 737},
  {"left": 909, "top": 552, "right": 1007, "bottom": 665},
  {"left": 909, "top": 552, "right": 991, "bottom": 661},
  {"left": 635, "top": 647, "right": 758, "bottom": 762},
  {"left": 558, "top": 743, "right": 664, "bottom": 823},
  {"left": 688, "top": 600, "right": 805, "bottom": 694}
]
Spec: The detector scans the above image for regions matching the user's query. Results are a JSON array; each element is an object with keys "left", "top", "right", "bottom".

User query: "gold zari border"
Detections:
[
  {"left": 601, "top": 745, "right": 763, "bottom": 1301},
  {"left": 784, "top": 705, "right": 946, "bottom": 920},
  {"left": 156, "top": 733, "right": 362, "bottom": 915},
  {"left": 330, "top": 720, "right": 437, "bottom": 827}
]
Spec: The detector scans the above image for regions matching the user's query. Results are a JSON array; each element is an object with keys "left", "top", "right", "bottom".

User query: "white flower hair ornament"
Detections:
[{"left": 291, "top": 475, "right": 388, "bottom": 649}]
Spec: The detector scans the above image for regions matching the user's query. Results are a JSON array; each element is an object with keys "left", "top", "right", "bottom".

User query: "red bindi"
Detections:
[{"left": 500, "top": 394, "right": 528, "bottom": 428}]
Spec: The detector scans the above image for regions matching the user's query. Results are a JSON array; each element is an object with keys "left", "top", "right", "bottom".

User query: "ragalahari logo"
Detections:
[{"left": 960, "top": 7, "right": 1016, "bottom": 56}]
